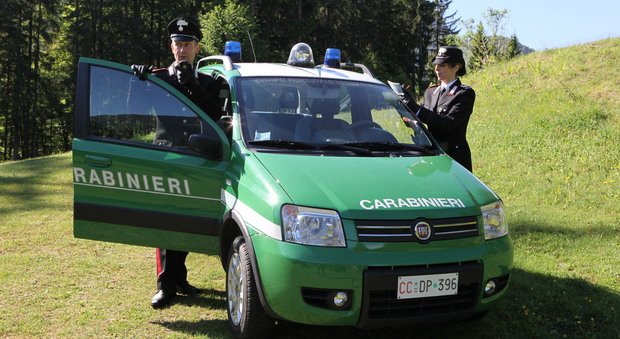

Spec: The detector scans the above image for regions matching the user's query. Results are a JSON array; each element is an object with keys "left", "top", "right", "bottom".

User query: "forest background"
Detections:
[{"left": 0, "top": 0, "right": 522, "bottom": 162}]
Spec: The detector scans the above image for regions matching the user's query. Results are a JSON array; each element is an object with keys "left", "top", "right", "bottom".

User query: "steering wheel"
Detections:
[{"left": 347, "top": 121, "right": 382, "bottom": 136}]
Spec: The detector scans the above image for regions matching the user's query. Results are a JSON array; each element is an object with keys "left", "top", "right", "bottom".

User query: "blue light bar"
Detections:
[
  {"left": 323, "top": 48, "right": 341, "bottom": 68},
  {"left": 224, "top": 41, "right": 242, "bottom": 62}
]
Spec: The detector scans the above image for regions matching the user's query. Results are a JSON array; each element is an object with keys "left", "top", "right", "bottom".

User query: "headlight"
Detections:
[
  {"left": 282, "top": 205, "right": 346, "bottom": 247},
  {"left": 482, "top": 201, "right": 508, "bottom": 240}
]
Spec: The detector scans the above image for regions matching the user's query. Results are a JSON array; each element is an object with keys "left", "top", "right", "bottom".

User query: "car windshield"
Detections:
[{"left": 237, "top": 77, "right": 434, "bottom": 155}]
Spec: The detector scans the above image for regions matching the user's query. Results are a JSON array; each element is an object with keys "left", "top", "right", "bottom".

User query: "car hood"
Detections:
[{"left": 254, "top": 153, "right": 498, "bottom": 220}]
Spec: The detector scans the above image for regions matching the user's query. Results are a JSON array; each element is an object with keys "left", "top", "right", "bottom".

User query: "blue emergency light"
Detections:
[
  {"left": 224, "top": 41, "right": 242, "bottom": 62},
  {"left": 287, "top": 42, "right": 315, "bottom": 68},
  {"left": 323, "top": 48, "right": 341, "bottom": 68}
]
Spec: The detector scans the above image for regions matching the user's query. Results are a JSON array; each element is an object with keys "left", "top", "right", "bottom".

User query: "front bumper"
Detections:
[{"left": 250, "top": 232, "right": 513, "bottom": 327}]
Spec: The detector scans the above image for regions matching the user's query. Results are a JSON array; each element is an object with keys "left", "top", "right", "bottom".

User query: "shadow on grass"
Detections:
[
  {"left": 509, "top": 218, "right": 618, "bottom": 238},
  {"left": 153, "top": 318, "right": 230, "bottom": 337},
  {"left": 175, "top": 288, "right": 227, "bottom": 309},
  {"left": 152, "top": 269, "right": 619, "bottom": 338},
  {"left": 0, "top": 154, "right": 72, "bottom": 216},
  {"left": 153, "top": 288, "right": 230, "bottom": 337}
]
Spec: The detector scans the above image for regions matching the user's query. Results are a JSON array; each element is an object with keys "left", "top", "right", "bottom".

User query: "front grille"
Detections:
[
  {"left": 358, "top": 261, "right": 483, "bottom": 328},
  {"left": 355, "top": 216, "right": 479, "bottom": 242},
  {"left": 367, "top": 282, "right": 478, "bottom": 319}
]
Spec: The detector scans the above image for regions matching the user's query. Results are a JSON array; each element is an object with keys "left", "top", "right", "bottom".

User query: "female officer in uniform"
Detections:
[{"left": 402, "top": 46, "right": 476, "bottom": 172}]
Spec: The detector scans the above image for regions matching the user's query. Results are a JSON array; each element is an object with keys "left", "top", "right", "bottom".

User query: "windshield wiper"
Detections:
[
  {"left": 315, "top": 143, "right": 375, "bottom": 156},
  {"left": 248, "top": 139, "right": 375, "bottom": 156},
  {"left": 342, "top": 142, "right": 438, "bottom": 155},
  {"left": 247, "top": 139, "right": 317, "bottom": 150}
]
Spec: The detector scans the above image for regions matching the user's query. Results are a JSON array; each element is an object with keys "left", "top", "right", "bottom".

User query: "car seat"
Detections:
[
  {"left": 296, "top": 98, "right": 354, "bottom": 142},
  {"left": 279, "top": 86, "right": 299, "bottom": 114}
]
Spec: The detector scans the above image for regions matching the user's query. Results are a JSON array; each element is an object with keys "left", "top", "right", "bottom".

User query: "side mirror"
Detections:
[{"left": 188, "top": 134, "right": 222, "bottom": 160}]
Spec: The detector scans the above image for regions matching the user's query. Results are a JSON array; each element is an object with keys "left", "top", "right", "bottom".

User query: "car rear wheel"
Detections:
[{"left": 226, "top": 236, "right": 274, "bottom": 338}]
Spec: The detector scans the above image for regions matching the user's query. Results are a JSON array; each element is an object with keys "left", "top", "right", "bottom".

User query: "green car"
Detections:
[{"left": 73, "top": 43, "right": 513, "bottom": 337}]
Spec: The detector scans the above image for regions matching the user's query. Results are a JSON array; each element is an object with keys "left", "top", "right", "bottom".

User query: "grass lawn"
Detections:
[{"left": 1, "top": 39, "right": 619, "bottom": 337}]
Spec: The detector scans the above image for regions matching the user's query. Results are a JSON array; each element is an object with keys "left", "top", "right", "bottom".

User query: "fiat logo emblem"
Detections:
[{"left": 413, "top": 221, "right": 432, "bottom": 241}]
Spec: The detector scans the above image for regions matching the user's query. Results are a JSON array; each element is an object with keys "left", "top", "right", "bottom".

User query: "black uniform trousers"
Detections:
[{"left": 156, "top": 248, "right": 188, "bottom": 291}]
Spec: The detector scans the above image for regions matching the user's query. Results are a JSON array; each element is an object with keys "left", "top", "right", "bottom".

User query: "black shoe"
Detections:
[
  {"left": 177, "top": 282, "right": 201, "bottom": 295},
  {"left": 151, "top": 289, "right": 176, "bottom": 309}
]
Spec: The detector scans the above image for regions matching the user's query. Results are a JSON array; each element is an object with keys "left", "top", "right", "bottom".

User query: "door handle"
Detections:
[{"left": 85, "top": 155, "right": 112, "bottom": 167}]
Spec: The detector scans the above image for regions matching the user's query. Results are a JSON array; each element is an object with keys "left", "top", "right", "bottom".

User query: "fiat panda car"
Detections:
[{"left": 73, "top": 42, "right": 513, "bottom": 337}]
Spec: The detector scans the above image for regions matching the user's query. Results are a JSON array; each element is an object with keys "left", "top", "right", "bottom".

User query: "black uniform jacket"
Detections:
[
  {"left": 153, "top": 63, "right": 218, "bottom": 118},
  {"left": 152, "top": 63, "right": 219, "bottom": 146},
  {"left": 417, "top": 79, "right": 475, "bottom": 172}
]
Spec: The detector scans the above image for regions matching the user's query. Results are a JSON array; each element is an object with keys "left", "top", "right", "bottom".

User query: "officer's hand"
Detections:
[
  {"left": 400, "top": 85, "right": 420, "bottom": 112},
  {"left": 175, "top": 61, "right": 199, "bottom": 90},
  {"left": 131, "top": 64, "right": 153, "bottom": 81}
]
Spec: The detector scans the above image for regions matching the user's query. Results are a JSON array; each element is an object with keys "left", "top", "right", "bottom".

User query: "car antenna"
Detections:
[{"left": 247, "top": 30, "right": 257, "bottom": 63}]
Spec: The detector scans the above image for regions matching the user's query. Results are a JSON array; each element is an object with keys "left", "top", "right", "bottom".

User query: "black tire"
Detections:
[{"left": 226, "top": 236, "right": 275, "bottom": 338}]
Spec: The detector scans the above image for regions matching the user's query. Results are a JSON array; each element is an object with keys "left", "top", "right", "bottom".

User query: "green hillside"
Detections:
[
  {"left": 1, "top": 39, "right": 618, "bottom": 337},
  {"left": 468, "top": 38, "right": 619, "bottom": 223},
  {"left": 465, "top": 38, "right": 619, "bottom": 289}
]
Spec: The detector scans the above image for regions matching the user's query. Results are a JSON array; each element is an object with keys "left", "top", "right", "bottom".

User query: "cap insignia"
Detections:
[{"left": 176, "top": 19, "right": 188, "bottom": 31}]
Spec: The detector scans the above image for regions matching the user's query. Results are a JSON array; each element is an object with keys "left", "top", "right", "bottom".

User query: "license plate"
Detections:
[{"left": 397, "top": 273, "right": 459, "bottom": 299}]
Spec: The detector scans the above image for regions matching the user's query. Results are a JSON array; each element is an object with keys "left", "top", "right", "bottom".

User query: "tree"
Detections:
[
  {"left": 458, "top": 8, "right": 524, "bottom": 70},
  {"left": 483, "top": 8, "right": 509, "bottom": 38},
  {"left": 483, "top": 8, "right": 509, "bottom": 59},
  {"left": 0, "top": 0, "right": 61, "bottom": 160},
  {"left": 0, "top": 0, "right": 440, "bottom": 161},
  {"left": 200, "top": 0, "right": 258, "bottom": 61},
  {"left": 424, "top": 0, "right": 460, "bottom": 88},
  {"left": 239, "top": 0, "right": 319, "bottom": 63},
  {"left": 430, "top": 0, "right": 460, "bottom": 50},
  {"left": 469, "top": 22, "right": 490, "bottom": 72},
  {"left": 505, "top": 33, "right": 521, "bottom": 59}
]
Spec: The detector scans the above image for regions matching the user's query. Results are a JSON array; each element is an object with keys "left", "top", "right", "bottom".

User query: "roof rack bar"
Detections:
[
  {"left": 340, "top": 62, "right": 374, "bottom": 77},
  {"left": 196, "top": 55, "right": 234, "bottom": 71}
]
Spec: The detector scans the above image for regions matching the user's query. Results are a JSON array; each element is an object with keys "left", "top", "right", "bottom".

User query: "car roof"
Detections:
[{"left": 204, "top": 62, "right": 384, "bottom": 84}]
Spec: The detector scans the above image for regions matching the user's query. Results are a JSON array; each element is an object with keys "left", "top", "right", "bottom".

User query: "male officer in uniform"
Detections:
[
  {"left": 132, "top": 17, "right": 216, "bottom": 308},
  {"left": 401, "top": 46, "right": 476, "bottom": 172}
]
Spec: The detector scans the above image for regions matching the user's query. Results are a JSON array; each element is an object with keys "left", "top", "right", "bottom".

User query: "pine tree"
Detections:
[
  {"left": 430, "top": 0, "right": 460, "bottom": 49},
  {"left": 0, "top": 0, "right": 442, "bottom": 161},
  {"left": 0, "top": 0, "right": 61, "bottom": 160},
  {"left": 421, "top": 0, "right": 460, "bottom": 89},
  {"left": 505, "top": 33, "right": 521, "bottom": 59},
  {"left": 469, "top": 22, "right": 490, "bottom": 72}
]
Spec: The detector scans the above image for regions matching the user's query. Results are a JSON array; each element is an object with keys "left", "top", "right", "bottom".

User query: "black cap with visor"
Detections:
[
  {"left": 167, "top": 18, "right": 202, "bottom": 42},
  {"left": 432, "top": 46, "right": 467, "bottom": 76}
]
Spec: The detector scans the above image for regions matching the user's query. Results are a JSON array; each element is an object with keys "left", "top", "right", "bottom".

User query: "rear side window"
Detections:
[{"left": 89, "top": 66, "right": 203, "bottom": 148}]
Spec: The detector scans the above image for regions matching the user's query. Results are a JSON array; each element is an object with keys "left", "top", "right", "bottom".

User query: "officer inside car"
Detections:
[
  {"left": 132, "top": 17, "right": 216, "bottom": 309},
  {"left": 401, "top": 46, "right": 476, "bottom": 172}
]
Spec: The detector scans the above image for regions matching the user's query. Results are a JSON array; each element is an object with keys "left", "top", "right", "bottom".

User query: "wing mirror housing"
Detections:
[{"left": 188, "top": 134, "right": 222, "bottom": 160}]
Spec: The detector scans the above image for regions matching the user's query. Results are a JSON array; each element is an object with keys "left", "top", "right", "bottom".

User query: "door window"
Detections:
[{"left": 89, "top": 66, "right": 204, "bottom": 148}]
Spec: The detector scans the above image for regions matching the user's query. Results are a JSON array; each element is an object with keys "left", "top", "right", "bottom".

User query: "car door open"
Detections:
[{"left": 72, "top": 58, "right": 230, "bottom": 253}]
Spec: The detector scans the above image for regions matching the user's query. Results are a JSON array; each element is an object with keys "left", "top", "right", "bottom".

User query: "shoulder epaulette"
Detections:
[{"left": 428, "top": 83, "right": 439, "bottom": 88}]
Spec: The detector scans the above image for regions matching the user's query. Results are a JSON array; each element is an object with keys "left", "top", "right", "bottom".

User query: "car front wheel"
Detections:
[{"left": 226, "top": 236, "right": 274, "bottom": 338}]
